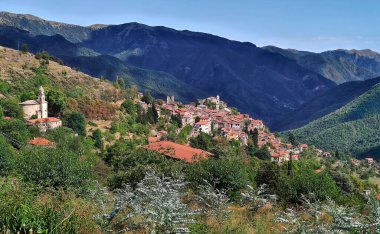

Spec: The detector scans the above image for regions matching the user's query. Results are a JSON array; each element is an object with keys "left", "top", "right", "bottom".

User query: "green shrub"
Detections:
[
  {"left": 63, "top": 112, "right": 86, "bottom": 136},
  {"left": 0, "top": 178, "right": 100, "bottom": 233},
  {"left": 10, "top": 147, "right": 96, "bottom": 193}
]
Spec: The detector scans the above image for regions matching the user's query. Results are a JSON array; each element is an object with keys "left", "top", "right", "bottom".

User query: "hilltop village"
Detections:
[{"left": 144, "top": 95, "right": 326, "bottom": 164}]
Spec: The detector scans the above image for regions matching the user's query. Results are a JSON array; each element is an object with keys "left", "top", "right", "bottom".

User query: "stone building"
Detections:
[
  {"left": 20, "top": 86, "right": 62, "bottom": 132},
  {"left": 19, "top": 86, "right": 48, "bottom": 119}
]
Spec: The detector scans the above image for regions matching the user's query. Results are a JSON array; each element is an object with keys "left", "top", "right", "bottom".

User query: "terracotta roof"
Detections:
[
  {"left": 196, "top": 120, "right": 209, "bottom": 125},
  {"left": 144, "top": 141, "right": 213, "bottom": 163},
  {"left": 27, "top": 117, "right": 61, "bottom": 124},
  {"left": 28, "top": 137, "right": 55, "bottom": 146},
  {"left": 148, "top": 136, "right": 160, "bottom": 143}
]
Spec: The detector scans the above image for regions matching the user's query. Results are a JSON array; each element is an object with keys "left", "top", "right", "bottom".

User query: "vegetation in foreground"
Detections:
[{"left": 0, "top": 47, "right": 380, "bottom": 233}]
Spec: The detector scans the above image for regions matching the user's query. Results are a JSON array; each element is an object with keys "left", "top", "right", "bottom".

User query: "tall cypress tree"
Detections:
[{"left": 252, "top": 128, "right": 259, "bottom": 148}]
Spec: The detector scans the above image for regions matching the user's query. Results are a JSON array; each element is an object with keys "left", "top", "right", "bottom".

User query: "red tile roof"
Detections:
[
  {"left": 196, "top": 120, "right": 209, "bottom": 125},
  {"left": 148, "top": 136, "right": 160, "bottom": 143},
  {"left": 28, "top": 137, "right": 55, "bottom": 146},
  {"left": 27, "top": 117, "right": 61, "bottom": 124},
  {"left": 144, "top": 141, "right": 213, "bottom": 163}
]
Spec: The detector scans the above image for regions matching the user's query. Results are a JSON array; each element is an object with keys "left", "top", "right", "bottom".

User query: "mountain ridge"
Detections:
[{"left": 0, "top": 12, "right": 337, "bottom": 127}]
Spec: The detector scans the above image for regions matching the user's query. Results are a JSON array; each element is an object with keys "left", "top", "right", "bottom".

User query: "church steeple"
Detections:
[
  {"left": 38, "top": 86, "right": 46, "bottom": 103},
  {"left": 38, "top": 86, "right": 48, "bottom": 118}
]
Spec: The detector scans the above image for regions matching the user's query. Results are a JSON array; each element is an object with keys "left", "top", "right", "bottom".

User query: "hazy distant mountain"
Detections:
[
  {"left": 0, "top": 12, "right": 336, "bottom": 126},
  {"left": 274, "top": 77, "right": 380, "bottom": 131},
  {"left": 291, "top": 79, "right": 380, "bottom": 158},
  {"left": 264, "top": 46, "right": 380, "bottom": 84},
  {"left": 0, "top": 11, "right": 96, "bottom": 43}
]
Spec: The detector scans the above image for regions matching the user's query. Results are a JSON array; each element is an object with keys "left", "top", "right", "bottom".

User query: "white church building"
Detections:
[{"left": 20, "top": 86, "right": 62, "bottom": 132}]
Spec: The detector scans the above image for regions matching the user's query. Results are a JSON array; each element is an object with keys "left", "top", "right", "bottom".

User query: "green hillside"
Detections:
[{"left": 291, "top": 83, "right": 380, "bottom": 158}]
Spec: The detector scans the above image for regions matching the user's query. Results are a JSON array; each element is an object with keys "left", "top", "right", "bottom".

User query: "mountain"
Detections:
[
  {"left": 264, "top": 46, "right": 380, "bottom": 84},
  {"left": 0, "top": 12, "right": 335, "bottom": 126},
  {"left": 290, "top": 81, "right": 380, "bottom": 158},
  {"left": 0, "top": 11, "right": 95, "bottom": 43},
  {"left": 0, "top": 25, "right": 202, "bottom": 102},
  {"left": 273, "top": 77, "right": 380, "bottom": 131}
]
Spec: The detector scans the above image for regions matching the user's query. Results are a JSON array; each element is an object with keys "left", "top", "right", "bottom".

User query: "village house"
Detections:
[
  {"left": 144, "top": 141, "right": 213, "bottom": 163},
  {"left": 26, "top": 117, "right": 62, "bottom": 132},
  {"left": 28, "top": 137, "right": 55, "bottom": 147},
  {"left": 155, "top": 95, "right": 321, "bottom": 164}
]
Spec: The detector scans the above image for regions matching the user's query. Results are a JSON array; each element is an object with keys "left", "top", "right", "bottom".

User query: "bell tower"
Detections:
[
  {"left": 38, "top": 86, "right": 48, "bottom": 118},
  {"left": 216, "top": 95, "right": 220, "bottom": 110}
]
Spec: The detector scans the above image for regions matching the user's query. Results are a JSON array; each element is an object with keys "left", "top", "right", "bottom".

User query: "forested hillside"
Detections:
[
  {"left": 274, "top": 77, "right": 380, "bottom": 131},
  {"left": 291, "top": 82, "right": 380, "bottom": 158}
]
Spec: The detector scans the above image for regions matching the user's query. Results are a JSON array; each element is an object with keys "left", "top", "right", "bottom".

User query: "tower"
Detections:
[
  {"left": 38, "top": 86, "right": 48, "bottom": 119},
  {"left": 216, "top": 95, "right": 220, "bottom": 110},
  {"left": 166, "top": 95, "right": 175, "bottom": 105}
]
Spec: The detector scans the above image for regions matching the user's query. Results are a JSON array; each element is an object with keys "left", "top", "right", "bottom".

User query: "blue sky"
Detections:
[{"left": 2, "top": 0, "right": 379, "bottom": 52}]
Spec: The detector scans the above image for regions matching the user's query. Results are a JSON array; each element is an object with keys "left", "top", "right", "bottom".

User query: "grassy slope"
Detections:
[
  {"left": 291, "top": 83, "right": 380, "bottom": 158},
  {"left": 0, "top": 46, "right": 123, "bottom": 102}
]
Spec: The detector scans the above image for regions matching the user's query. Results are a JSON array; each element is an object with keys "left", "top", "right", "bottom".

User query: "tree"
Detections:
[
  {"left": 19, "top": 91, "right": 37, "bottom": 102},
  {"left": 195, "top": 116, "right": 200, "bottom": 123},
  {"left": 141, "top": 92, "right": 154, "bottom": 104},
  {"left": 255, "top": 162, "right": 281, "bottom": 192},
  {"left": 277, "top": 164, "right": 342, "bottom": 204},
  {"left": 136, "top": 104, "right": 148, "bottom": 124},
  {"left": 254, "top": 146, "right": 271, "bottom": 160},
  {"left": 47, "top": 90, "right": 67, "bottom": 116},
  {"left": 21, "top": 44, "right": 29, "bottom": 54},
  {"left": 170, "top": 114, "right": 182, "bottom": 128},
  {"left": 147, "top": 103, "right": 159, "bottom": 124},
  {"left": 0, "top": 106, "right": 3, "bottom": 119},
  {"left": 0, "top": 119, "right": 30, "bottom": 148},
  {"left": 64, "top": 112, "right": 86, "bottom": 136},
  {"left": 125, "top": 85, "right": 138, "bottom": 100},
  {"left": 116, "top": 77, "right": 125, "bottom": 89},
  {"left": 0, "top": 99, "right": 23, "bottom": 118},
  {"left": 13, "top": 147, "right": 96, "bottom": 192},
  {"left": 0, "top": 135, "right": 16, "bottom": 174},
  {"left": 187, "top": 156, "right": 248, "bottom": 192},
  {"left": 92, "top": 129, "right": 104, "bottom": 150},
  {"left": 251, "top": 128, "right": 259, "bottom": 147},
  {"left": 288, "top": 133, "right": 298, "bottom": 146},
  {"left": 190, "top": 132, "right": 214, "bottom": 151},
  {"left": 121, "top": 99, "right": 137, "bottom": 115},
  {"left": 335, "top": 150, "right": 341, "bottom": 160}
]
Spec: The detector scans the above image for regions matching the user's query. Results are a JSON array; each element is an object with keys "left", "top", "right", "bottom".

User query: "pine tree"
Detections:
[{"left": 252, "top": 128, "right": 259, "bottom": 148}]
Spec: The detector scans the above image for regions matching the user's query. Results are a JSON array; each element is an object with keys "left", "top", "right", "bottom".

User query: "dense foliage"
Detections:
[{"left": 291, "top": 83, "right": 380, "bottom": 158}]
